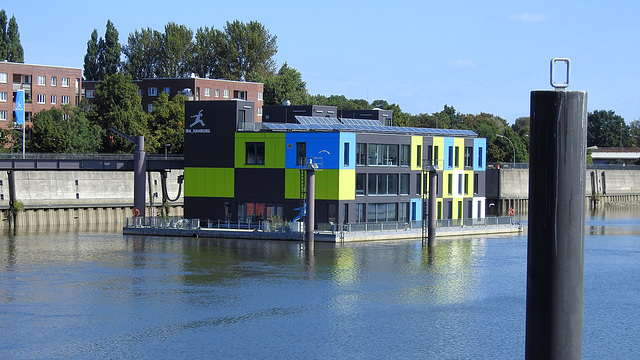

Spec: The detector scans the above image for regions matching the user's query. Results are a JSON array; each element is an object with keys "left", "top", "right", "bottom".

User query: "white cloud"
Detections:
[
  {"left": 449, "top": 60, "right": 476, "bottom": 69},
  {"left": 509, "top": 13, "right": 551, "bottom": 22}
]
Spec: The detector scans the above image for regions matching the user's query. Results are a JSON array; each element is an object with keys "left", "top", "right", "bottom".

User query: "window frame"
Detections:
[
  {"left": 37, "top": 75, "right": 46, "bottom": 86},
  {"left": 0, "top": 73, "right": 7, "bottom": 83},
  {"left": 148, "top": 87, "right": 158, "bottom": 96},
  {"left": 61, "top": 77, "right": 70, "bottom": 87},
  {"left": 245, "top": 142, "right": 265, "bottom": 165},
  {"left": 0, "top": 91, "right": 6, "bottom": 102}
]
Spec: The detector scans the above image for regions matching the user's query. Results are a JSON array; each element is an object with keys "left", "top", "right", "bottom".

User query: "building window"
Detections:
[
  {"left": 148, "top": 87, "right": 157, "bottom": 96},
  {"left": 464, "top": 147, "right": 473, "bottom": 167},
  {"left": 61, "top": 96, "right": 70, "bottom": 105},
  {"left": 215, "top": 89, "right": 220, "bottom": 97},
  {"left": 355, "top": 203, "right": 366, "bottom": 223},
  {"left": 455, "top": 146, "right": 460, "bottom": 168},
  {"left": 204, "top": 88, "right": 211, "bottom": 97},
  {"left": 367, "top": 203, "right": 397, "bottom": 222},
  {"left": 257, "top": 92, "right": 263, "bottom": 101},
  {"left": 399, "top": 202, "right": 410, "bottom": 222},
  {"left": 257, "top": 107, "right": 263, "bottom": 116},
  {"left": 246, "top": 142, "right": 265, "bottom": 165},
  {"left": 37, "top": 75, "right": 46, "bottom": 86},
  {"left": 368, "top": 174, "right": 398, "bottom": 195},
  {"left": 400, "top": 173, "right": 410, "bottom": 195},
  {"left": 356, "top": 143, "right": 366, "bottom": 166},
  {"left": 400, "top": 145, "right": 410, "bottom": 166},
  {"left": 234, "top": 90, "right": 247, "bottom": 100},
  {"left": 417, "top": 145, "right": 422, "bottom": 167},
  {"left": 163, "top": 87, "right": 170, "bottom": 94},
  {"left": 478, "top": 147, "right": 484, "bottom": 168},
  {"left": 343, "top": 142, "right": 350, "bottom": 166},
  {"left": 368, "top": 144, "right": 399, "bottom": 166},
  {"left": 51, "top": 77, "right": 57, "bottom": 86},
  {"left": 0, "top": 92, "right": 6, "bottom": 102},
  {"left": 138, "top": 89, "right": 143, "bottom": 97},
  {"left": 355, "top": 173, "right": 366, "bottom": 196},
  {"left": 62, "top": 113, "right": 69, "bottom": 121},
  {"left": 447, "top": 174, "right": 453, "bottom": 195},
  {"left": 223, "top": 89, "right": 230, "bottom": 98},
  {"left": 448, "top": 146, "right": 454, "bottom": 168},
  {"left": 148, "top": 104, "right": 154, "bottom": 112},
  {"left": 61, "top": 77, "right": 70, "bottom": 87},
  {"left": 0, "top": 110, "right": 6, "bottom": 121},
  {"left": 85, "top": 90, "right": 95, "bottom": 98},
  {"left": 464, "top": 174, "right": 469, "bottom": 195},
  {"left": 434, "top": 146, "right": 439, "bottom": 166},
  {"left": 37, "top": 94, "right": 46, "bottom": 104},
  {"left": 50, "top": 95, "right": 56, "bottom": 104},
  {"left": 458, "top": 174, "right": 463, "bottom": 195},
  {"left": 0, "top": 73, "right": 7, "bottom": 83},
  {"left": 416, "top": 173, "right": 422, "bottom": 195},
  {"left": 296, "top": 142, "right": 306, "bottom": 165},
  {"left": 474, "top": 174, "right": 479, "bottom": 194}
]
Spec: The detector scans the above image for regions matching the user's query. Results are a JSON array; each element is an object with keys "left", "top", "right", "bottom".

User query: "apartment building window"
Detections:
[
  {"left": 478, "top": 147, "right": 484, "bottom": 168},
  {"left": 368, "top": 174, "right": 398, "bottom": 196},
  {"left": 163, "top": 87, "right": 170, "bottom": 94},
  {"left": 0, "top": 110, "right": 6, "bottom": 121},
  {"left": 61, "top": 77, "right": 70, "bottom": 87},
  {"left": 343, "top": 142, "right": 350, "bottom": 166},
  {"left": 356, "top": 143, "right": 366, "bottom": 166},
  {"left": 400, "top": 144, "right": 410, "bottom": 166},
  {"left": 50, "top": 95, "right": 56, "bottom": 104},
  {"left": 234, "top": 90, "right": 247, "bottom": 100},
  {"left": 367, "top": 203, "right": 397, "bottom": 222},
  {"left": 148, "top": 87, "right": 158, "bottom": 96},
  {"left": 257, "top": 92, "right": 263, "bottom": 101},
  {"left": 62, "top": 113, "right": 69, "bottom": 121},
  {"left": 51, "top": 77, "right": 57, "bottom": 86},
  {"left": 85, "top": 90, "right": 95, "bottom": 98},
  {"left": 416, "top": 173, "right": 422, "bottom": 195},
  {"left": 0, "top": 73, "right": 7, "bottom": 83},
  {"left": 464, "top": 174, "right": 469, "bottom": 195},
  {"left": 455, "top": 146, "right": 460, "bottom": 168},
  {"left": 355, "top": 203, "right": 365, "bottom": 223},
  {"left": 61, "top": 95, "right": 70, "bottom": 105},
  {"left": 148, "top": 104, "right": 154, "bottom": 112},
  {"left": 215, "top": 89, "right": 220, "bottom": 97},
  {"left": 474, "top": 174, "right": 479, "bottom": 194},
  {"left": 447, "top": 174, "right": 453, "bottom": 195},
  {"left": 223, "top": 89, "right": 230, "bottom": 98},
  {"left": 245, "top": 142, "right": 265, "bottom": 165},
  {"left": 204, "top": 88, "right": 211, "bottom": 97},
  {"left": 448, "top": 146, "right": 454, "bottom": 168},
  {"left": 458, "top": 174, "right": 463, "bottom": 195},
  {"left": 296, "top": 142, "right": 306, "bottom": 165},
  {"left": 22, "top": 75, "right": 31, "bottom": 84},
  {"left": 355, "top": 173, "right": 366, "bottom": 196},
  {"left": 417, "top": 145, "right": 422, "bottom": 167},
  {"left": 368, "top": 144, "right": 399, "bottom": 166},
  {"left": 37, "top": 94, "right": 46, "bottom": 104},
  {"left": 399, "top": 202, "right": 410, "bottom": 222},
  {"left": 257, "top": 107, "right": 263, "bottom": 116},
  {"left": 138, "top": 89, "right": 143, "bottom": 97},
  {"left": 400, "top": 173, "right": 410, "bottom": 195},
  {"left": 37, "top": 76, "right": 46, "bottom": 86},
  {"left": 0, "top": 92, "right": 6, "bottom": 102}
]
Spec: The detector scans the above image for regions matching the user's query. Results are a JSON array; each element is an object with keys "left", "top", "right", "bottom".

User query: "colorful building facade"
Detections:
[{"left": 183, "top": 100, "right": 486, "bottom": 225}]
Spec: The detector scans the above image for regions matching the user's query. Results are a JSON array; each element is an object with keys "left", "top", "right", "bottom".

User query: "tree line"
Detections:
[{"left": 0, "top": 9, "right": 23, "bottom": 62}]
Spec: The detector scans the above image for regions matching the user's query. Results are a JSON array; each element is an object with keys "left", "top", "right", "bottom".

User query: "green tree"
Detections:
[
  {"left": 588, "top": 110, "right": 632, "bottom": 147},
  {"left": 89, "top": 73, "right": 150, "bottom": 153},
  {"left": 629, "top": 119, "right": 640, "bottom": 147},
  {"left": 263, "top": 62, "right": 308, "bottom": 105},
  {"left": 0, "top": 10, "right": 6, "bottom": 60},
  {"left": 122, "top": 27, "right": 163, "bottom": 79},
  {"left": 99, "top": 20, "right": 120, "bottom": 77},
  {"left": 191, "top": 26, "right": 226, "bottom": 79},
  {"left": 5, "top": 15, "right": 23, "bottom": 62},
  {"left": 159, "top": 23, "right": 193, "bottom": 78},
  {"left": 512, "top": 117, "right": 530, "bottom": 138},
  {"left": 149, "top": 92, "right": 186, "bottom": 154},
  {"left": 30, "top": 106, "right": 102, "bottom": 153},
  {"left": 221, "top": 20, "right": 277, "bottom": 81},
  {"left": 370, "top": 100, "right": 410, "bottom": 127},
  {"left": 83, "top": 29, "right": 100, "bottom": 81}
]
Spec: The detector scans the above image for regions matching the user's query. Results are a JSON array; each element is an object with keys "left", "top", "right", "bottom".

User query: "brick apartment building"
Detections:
[
  {"left": 83, "top": 77, "right": 264, "bottom": 120},
  {"left": 0, "top": 61, "right": 83, "bottom": 130}
]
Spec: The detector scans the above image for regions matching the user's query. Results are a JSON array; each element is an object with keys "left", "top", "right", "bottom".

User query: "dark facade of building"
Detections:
[
  {"left": 338, "top": 108, "right": 393, "bottom": 126},
  {"left": 0, "top": 62, "right": 82, "bottom": 130},
  {"left": 183, "top": 100, "right": 487, "bottom": 226},
  {"left": 263, "top": 105, "right": 338, "bottom": 123}
]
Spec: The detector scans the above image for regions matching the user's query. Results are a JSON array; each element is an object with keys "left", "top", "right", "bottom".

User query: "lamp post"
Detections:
[
  {"left": 497, "top": 134, "right": 516, "bottom": 168},
  {"left": 165, "top": 144, "right": 170, "bottom": 160}
]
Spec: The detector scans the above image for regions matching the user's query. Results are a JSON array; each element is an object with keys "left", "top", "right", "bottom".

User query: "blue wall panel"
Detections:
[{"left": 474, "top": 138, "right": 487, "bottom": 171}]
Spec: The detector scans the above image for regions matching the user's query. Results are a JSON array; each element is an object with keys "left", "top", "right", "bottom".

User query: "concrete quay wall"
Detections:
[{"left": 0, "top": 170, "right": 184, "bottom": 227}]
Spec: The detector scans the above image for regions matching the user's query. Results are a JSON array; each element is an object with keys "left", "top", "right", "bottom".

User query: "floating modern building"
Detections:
[{"left": 183, "top": 100, "right": 486, "bottom": 226}]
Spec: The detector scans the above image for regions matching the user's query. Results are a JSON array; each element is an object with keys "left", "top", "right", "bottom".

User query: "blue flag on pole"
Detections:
[{"left": 14, "top": 89, "right": 25, "bottom": 125}]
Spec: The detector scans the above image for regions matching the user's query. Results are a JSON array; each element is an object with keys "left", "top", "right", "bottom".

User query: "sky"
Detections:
[{"left": 5, "top": 0, "right": 640, "bottom": 123}]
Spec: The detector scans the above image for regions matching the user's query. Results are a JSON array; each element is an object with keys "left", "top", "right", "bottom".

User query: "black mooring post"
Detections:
[
  {"left": 427, "top": 169, "right": 437, "bottom": 246},
  {"left": 525, "top": 90, "right": 587, "bottom": 359},
  {"left": 133, "top": 136, "right": 147, "bottom": 218},
  {"left": 7, "top": 170, "right": 16, "bottom": 225},
  {"left": 305, "top": 168, "right": 316, "bottom": 248}
]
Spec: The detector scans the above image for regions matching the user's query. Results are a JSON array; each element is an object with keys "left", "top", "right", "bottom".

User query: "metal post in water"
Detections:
[
  {"left": 525, "top": 58, "right": 587, "bottom": 360},
  {"left": 134, "top": 136, "right": 147, "bottom": 218},
  {"left": 427, "top": 167, "right": 438, "bottom": 247},
  {"left": 7, "top": 170, "right": 16, "bottom": 225},
  {"left": 305, "top": 164, "right": 316, "bottom": 248}
]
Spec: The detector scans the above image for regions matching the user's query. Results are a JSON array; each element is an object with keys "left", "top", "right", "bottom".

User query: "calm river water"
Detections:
[{"left": 1, "top": 207, "right": 639, "bottom": 359}]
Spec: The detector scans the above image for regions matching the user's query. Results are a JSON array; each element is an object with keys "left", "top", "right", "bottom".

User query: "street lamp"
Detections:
[{"left": 497, "top": 134, "right": 516, "bottom": 168}]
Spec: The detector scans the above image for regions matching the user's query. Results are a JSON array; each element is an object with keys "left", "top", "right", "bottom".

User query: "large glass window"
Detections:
[
  {"left": 296, "top": 142, "right": 306, "bottom": 165},
  {"left": 368, "top": 174, "right": 399, "bottom": 195},
  {"left": 355, "top": 173, "right": 366, "bottom": 196},
  {"left": 400, "top": 173, "right": 410, "bottom": 195},
  {"left": 356, "top": 143, "right": 366, "bottom": 166},
  {"left": 367, "top": 203, "right": 398, "bottom": 222},
  {"left": 368, "top": 144, "right": 399, "bottom": 166},
  {"left": 464, "top": 147, "right": 473, "bottom": 167},
  {"left": 400, "top": 145, "right": 410, "bottom": 166},
  {"left": 399, "top": 202, "right": 409, "bottom": 222},
  {"left": 355, "top": 203, "right": 365, "bottom": 223},
  {"left": 245, "top": 142, "right": 265, "bottom": 165}
]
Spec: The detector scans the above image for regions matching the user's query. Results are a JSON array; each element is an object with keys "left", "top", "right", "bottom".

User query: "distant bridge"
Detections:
[{"left": 0, "top": 154, "right": 184, "bottom": 171}]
